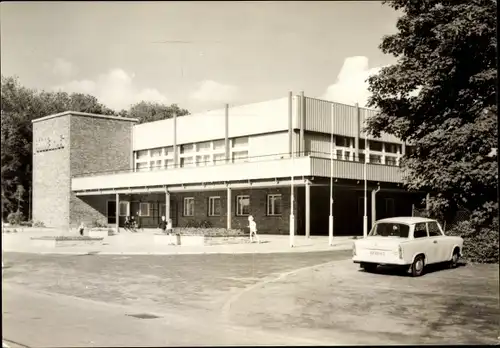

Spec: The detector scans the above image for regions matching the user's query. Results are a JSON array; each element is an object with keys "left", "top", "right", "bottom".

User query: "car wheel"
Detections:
[
  {"left": 361, "top": 263, "right": 378, "bottom": 273},
  {"left": 450, "top": 249, "right": 460, "bottom": 268},
  {"left": 411, "top": 255, "right": 425, "bottom": 277}
]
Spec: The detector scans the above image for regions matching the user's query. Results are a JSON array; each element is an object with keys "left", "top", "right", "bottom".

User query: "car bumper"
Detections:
[{"left": 352, "top": 257, "right": 409, "bottom": 266}]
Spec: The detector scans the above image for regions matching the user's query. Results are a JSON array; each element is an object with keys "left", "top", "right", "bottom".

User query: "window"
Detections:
[
  {"left": 358, "top": 153, "right": 366, "bottom": 163},
  {"left": 336, "top": 149, "right": 343, "bottom": 160},
  {"left": 213, "top": 153, "right": 226, "bottom": 165},
  {"left": 414, "top": 223, "right": 428, "bottom": 238},
  {"left": 208, "top": 197, "right": 221, "bottom": 216},
  {"left": 369, "top": 223, "right": 409, "bottom": 238},
  {"left": 183, "top": 197, "right": 194, "bottom": 216},
  {"left": 232, "top": 137, "right": 249, "bottom": 148},
  {"left": 150, "top": 148, "right": 163, "bottom": 157},
  {"left": 139, "top": 203, "right": 150, "bottom": 216},
  {"left": 196, "top": 154, "right": 211, "bottom": 166},
  {"left": 164, "top": 159, "right": 174, "bottom": 169},
  {"left": 369, "top": 154, "right": 382, "bottom": 164},
  {"left": 213, "top": 139, "right": 225, "bottom": 150},
  {"left": 119, "top": 201, "right": 129, "bottom": 216},
  {"left": 428, "top": 222, "right": 442, "bottom": 237},
  {"left": 386, "top": 143, "right": 401, "bottom": 154},
  {"left": 136, "top": 150, "right": 148, "bottom": 160},
  {"left": 180, "top": 157, "right": 194, "bottom": 167},
  {"left": 164, "top": 146, "right": 173, "bottom": 156},
  {"left": 344, "top": 151, "right": 351, "bottom": 161},
  {"left": 136, "top": 162, "right": 148, "bottom": 172},
  {"left": 150, "top": 160, "right": 162, "bottom": 170},
  {"left": 369, "top": 140, "right": 383, "bottom": 152},
  {"left": 267, "top": 194, "right": 282, "bottom": 216},
  {"left": 232, "top": 151, "right": 248, "bottom": 163},
  {"left": 359, "top": 139, "right": 366, "bottom": 150},
  {"left": 236, "top": 195, "right": 250, "bottom": 216},
  {"left": 197, "top": 141, "right": 211, "bottom": 152},
  {"left": 386, "top": 156, "right": 398, "bottom": 166},
  {"left": 180, "top": 144, "right": 194, "bottom": 154},
  {"left": 336, "top": 136, "right": 351, "bottom": 147}
]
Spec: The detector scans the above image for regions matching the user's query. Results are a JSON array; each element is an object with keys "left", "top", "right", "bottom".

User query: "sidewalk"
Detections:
[{"left": 2, "top": 228, "right": 355, "bottom": 255}]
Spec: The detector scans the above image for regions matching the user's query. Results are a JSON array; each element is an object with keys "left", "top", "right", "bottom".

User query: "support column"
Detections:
[
  {"left": 300, "top": 91, "right": 305, "bottom": 156},
  {"left": 227, "top": 187, "right": 232, "bottom": 230},
  {"left": 288, "top": 91, "right": 293, "bottom": 157},
  {"left": 426, "top": 193, "right": 430, "bottom": 213},
  {"left": 115, "top": 193, "right": 120, "bottom": 234},
  {"left": 225, "top": 104, "right": 230, "bottom": 163},
  {"left": 165, "top": 190, "right": 170, "bottom": 221},
  {"left": 355, "top": 102, "right": 360, "bottom": 162},
  {"left": 173, "top": 112, "right": 178, "bottom": 168},
  {"left": 305, "top": 181, "right": 311, "bottom": 238},
  {"left": 371, "top": 186, "right": 381, "bottom": 226}
]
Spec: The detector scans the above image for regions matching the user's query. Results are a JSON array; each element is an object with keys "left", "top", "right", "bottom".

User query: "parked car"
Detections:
[{"left": 352, "top": 217, "right": 464, "bottom": 277}]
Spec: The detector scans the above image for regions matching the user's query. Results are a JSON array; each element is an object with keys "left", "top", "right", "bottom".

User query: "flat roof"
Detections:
[{"left": 32, "top": 111, "right": 139, "bottom": 124}]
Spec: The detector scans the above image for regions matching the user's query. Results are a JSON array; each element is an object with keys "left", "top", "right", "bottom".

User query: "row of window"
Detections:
[
  {"left": 116, "top": 194, "right": 283, "bottom": 218},
  {"left": 183, "top": 194, "right": 282, "bottom": 217}
]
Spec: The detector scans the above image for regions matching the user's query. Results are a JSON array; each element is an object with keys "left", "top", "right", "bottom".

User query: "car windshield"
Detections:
[{"left": 369, "top": 223, "right": 410, "bottom": 238}]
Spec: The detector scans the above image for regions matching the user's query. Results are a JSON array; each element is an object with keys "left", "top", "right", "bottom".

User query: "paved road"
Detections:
[
  {"left": 2, "top": 251, "right": 351, "bottom": 346},
  {"left": 3, "top": 251, "right": 498, "bottom": 346}
]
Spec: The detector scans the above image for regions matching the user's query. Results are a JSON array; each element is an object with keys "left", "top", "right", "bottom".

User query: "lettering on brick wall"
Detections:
[{"left": 35, "top": 135, "right": 66, "bottom": 153}]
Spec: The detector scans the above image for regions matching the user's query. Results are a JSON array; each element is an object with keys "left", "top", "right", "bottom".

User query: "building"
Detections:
[{"left": 32, "top": 93, "right": 425, "bottom": 236}]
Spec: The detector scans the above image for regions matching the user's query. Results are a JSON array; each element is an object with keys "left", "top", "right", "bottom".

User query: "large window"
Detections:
[
  {"left": 213, "top": 153, "right": 226, "bottom": 165},
  {"left": 369, "top": 154, "right": 382, "bottom": 164},
  {"left": 236, "top": 195, "right": 250, "bottom": 216},
  {"left": 150, "top": 148, "right": 163, "bottom": 157},
  {"left": 196, "top": 154, "right": 211, "bottom": 167},
  {"left": 136, "top": 162, "right": 148, "bottom": 172},
  {"left": 183, "top": 197, "right": 194, "bottom": 216},
  {"left": 119, "top": 201, "right": 130, "bottom": 216},
  {"left": 150, "top": 159, "right": 162, "bottom": 170},
  {"left": 385, "top": 156, "right": 398, "bottom": 166},
  {"left": 139, "top": 203, "right": 150, "bottom": 216},
  {"left": 181, "top": 157, "right": 194, "bottom": 168},
  {"left": 208, "top": 196, "right": 221, "bottom": 216},
  {"left": 232, "top": 150, "right": 249, "bottom": 163},
  {"left": 197, "top": 141, "right": 211, "bottom": 152},
  {"left": 369, "top": 140, "right": 383, "bottom": 152},
  {"left": 267, "top": 194, "right": 282, "bottom": 216},
  {"left": 213, "top": 139, "right": 225, "bottom": 150},
  {"left": 137, "top": 150, "right": 148, "bottom": 160},
  {"left": 232, "top": 137, "right": 249, "bottom": 148},
  {"left": 180, "top": 144, "right": 194, "bottom": 154}
]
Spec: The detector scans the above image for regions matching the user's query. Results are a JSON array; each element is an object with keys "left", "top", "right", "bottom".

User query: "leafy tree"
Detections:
[
  {"left": 13, "top": 184, "right": 25, "bottom": 213},
  {"left": 365, "top": 0, "right": 497, "bottom": 261},
  {"left": 122, "top": 101, "right": 190, "bottom": 124}
]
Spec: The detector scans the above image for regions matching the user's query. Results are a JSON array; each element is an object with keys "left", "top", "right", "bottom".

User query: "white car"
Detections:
[{"left": 352, "top": 217, "right": 464, "bottom": 277}]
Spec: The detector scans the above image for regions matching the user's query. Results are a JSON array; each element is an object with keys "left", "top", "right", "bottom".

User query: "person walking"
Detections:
[
  {"left": 159, "top": 216, "right": 167, "bottom": 234},
  {"left": 248, "top": 215, "right": 260, "bottom": 243}
]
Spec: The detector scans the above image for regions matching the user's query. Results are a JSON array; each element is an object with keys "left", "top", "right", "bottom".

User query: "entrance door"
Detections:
[
  {"left": 107, "top": 201, "right": 116, "bottom": 224},
  {"left": 169, "top": 200, "right": 178, "bottom": 227}
]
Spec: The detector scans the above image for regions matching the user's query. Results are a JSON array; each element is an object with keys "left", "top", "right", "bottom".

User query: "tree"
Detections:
[
  {"left": 123, "top": 101, "right": 190, "bottom": 124},
  {"left": 365, "top": 0, "right": 497, "bottom": 261},
  {"left": 13, "top": 184, "right": 25, "bottom": 213}
]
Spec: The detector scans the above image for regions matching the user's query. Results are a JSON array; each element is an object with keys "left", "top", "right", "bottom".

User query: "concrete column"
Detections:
[
  {"left": 173, "top": 112, "right": 178, "bottom": 168},
  {"left": 305, "top": 182, "right": 311, "bottom": 238},
  {"left": 227, "top": 187, "right": 232, "bottom": 230},
  {"left": 115, "top": 193, "right": 120, "bottom": 234},
  {"left": 288, "top": 91, "right": 293, "bottom": 157},
  {"left": 165, "top": 190, "right": 170, "bottom": 221},
  {"left": 300, "top": 91, "right": 305, "bottom": 156},
  {"left": 381, "top": 142, "right": 386, "bottom": 165},
  {"left": 355, "top": 103, "right": 360, "bottom": 162},
  {"left": 225, "top": 104, "right": 229, "bottom": 163},
  {"left": 371, "top": 187, "right": 381, "bottom": 226},
  {"left": 426, "top": 193, "right": 430, "bottom": 212}
]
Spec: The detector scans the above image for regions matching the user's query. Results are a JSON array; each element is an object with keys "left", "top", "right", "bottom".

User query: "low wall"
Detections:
[{"left": 30, "top": 236, "right": 104, "bottom": 248}]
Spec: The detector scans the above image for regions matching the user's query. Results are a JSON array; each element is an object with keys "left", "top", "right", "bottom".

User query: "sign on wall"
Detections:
[{"left": 35, "top": 134, "right": 66, "bottom": 153}]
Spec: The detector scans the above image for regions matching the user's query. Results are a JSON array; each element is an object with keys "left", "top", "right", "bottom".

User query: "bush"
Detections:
[
  {"left": 91, "top": 220, "right": 108, "bottom": 228},
  {"left": 184, "top": 220, "right": 213, "bottom": 228},
  {"left": 447, "top": 217, "right": 499, "bottom": 264},
  {"left": 7, "top": 211, "right": 25, "bottom": 226}
]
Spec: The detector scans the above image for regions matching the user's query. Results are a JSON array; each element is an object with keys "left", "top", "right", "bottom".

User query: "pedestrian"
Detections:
[
  {"left": 248, "top": 215, "right": 260, "bottom": 243},
  {"left": 135, "top": 211, "right": 141, "bottom": 231},
  {"left": 78, "top": 222, "right": 85, "bottom": 236},
  {"left": 159, "top": 216, "right": 167, "bottom": 234},
  {"left": 167, "top": 218, "right": 173, "bottom": 234}
]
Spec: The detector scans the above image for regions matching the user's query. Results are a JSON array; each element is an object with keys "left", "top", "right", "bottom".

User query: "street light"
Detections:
[
  {"left": 329, "top": 103, "right": 334, "bottom": 246},
  {"left": 289, "top": 92, "right": 295, "bottom": 248}
]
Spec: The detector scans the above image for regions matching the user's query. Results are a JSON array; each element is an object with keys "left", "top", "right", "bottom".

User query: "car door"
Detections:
[
  {"left": 425, "top": 221, "right": 443, "bottom": 263},
  {"left": 412, "top": 222, "right": 436, "bottom": 263},
  {"left": 427, "top": 221, "right": 449, "bottom": 262}
]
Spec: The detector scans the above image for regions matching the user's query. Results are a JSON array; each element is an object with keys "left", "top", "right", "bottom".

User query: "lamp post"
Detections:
[
  {"left": 363, "top": 148, "right": 368, "bottom": 238},
  {"left": 329, "top": 103, "right": 334, "bottom": 246},
  {"left": 289, "top": 93, "right": 295, "bottom": 248}
]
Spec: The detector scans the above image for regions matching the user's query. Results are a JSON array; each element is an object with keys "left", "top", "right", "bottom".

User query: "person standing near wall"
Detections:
[
  {"left": 248, "top": 215, "right": 260, "bottom": 243},
  {"left": 159, "top": 216, "right": 167, "bottom": 234}
]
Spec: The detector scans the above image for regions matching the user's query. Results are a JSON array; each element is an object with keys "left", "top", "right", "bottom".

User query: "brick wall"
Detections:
[
  {"left": 69, "top": 115, "right": 135, "bottom": 228},
  {"left": 32, "top": 115, "right": 71, "bottom": 228}
]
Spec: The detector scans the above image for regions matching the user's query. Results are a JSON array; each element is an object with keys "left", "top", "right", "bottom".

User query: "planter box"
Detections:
[{"left": 86, "top": 228, "right": 110, "bottom": 238}]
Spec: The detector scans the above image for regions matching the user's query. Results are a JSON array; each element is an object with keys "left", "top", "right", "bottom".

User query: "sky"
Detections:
[{"left": 1, "top": 1, "right": 401, "bottom": 113}]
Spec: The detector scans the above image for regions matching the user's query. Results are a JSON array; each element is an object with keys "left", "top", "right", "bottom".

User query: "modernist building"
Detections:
[{"left": 32, "top": 93, "right": 424, "bottom": 236}]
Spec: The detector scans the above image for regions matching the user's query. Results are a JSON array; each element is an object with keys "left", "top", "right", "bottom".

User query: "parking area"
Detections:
[{"left": 228, "top": 259, "right": 500, "bottom": 345}]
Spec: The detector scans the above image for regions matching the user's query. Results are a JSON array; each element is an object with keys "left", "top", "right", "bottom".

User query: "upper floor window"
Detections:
[
  {"left": 369, "top": 140, "right": 383, "bottom": 152},
  {"left": 180, "top": 157, "right": 194, "bottom": 167},
  {"left": 359, "top": 139, "right": 365, "bottom": 150},
  {"left": 197, "top": 141, "right": 211, "bottom": 152},
  {"left": 385, "top": 143, "right": 401, "bottom": 154},
  {"left": 180, "top": 144, "right": 194, "bottom": 154},
  {"left": 232, "top": 150, "right": 249, "bottom": 163},
  {"left": 137, "top": 150, "right": 148, "bottom": 160},
  {"left": 136, "top": 162, "right": 148, "bottom": 172},
  {"left": 232, "top": 137, "right": 249, "bottom": 148},
  {"left": 335, "top": 136, "right": 353, "bottom": 148},
  {"left": 213, "top": 139, "right": 225, "bottom": 150},
  {"left": 150, "top": 148, "right": 163, "bottom": 157},
  {"left": 369, "top": 154, "right": 382, "bottom": 164},
  {"left": 386, "top": 156, "right": 398, "bottom": 166}
]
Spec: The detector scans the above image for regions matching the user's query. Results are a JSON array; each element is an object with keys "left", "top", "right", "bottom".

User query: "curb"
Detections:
[{"left": 3, "top": 243, "right": 353, "bottom": 256}]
